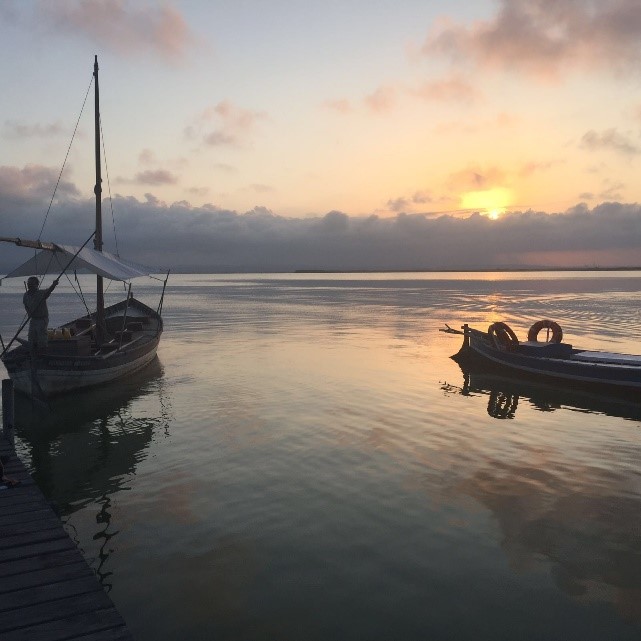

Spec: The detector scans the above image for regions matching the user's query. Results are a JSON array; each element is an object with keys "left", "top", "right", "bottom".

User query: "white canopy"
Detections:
[{"left": 2, "top": 244, "right": 153, "bottom": 281}]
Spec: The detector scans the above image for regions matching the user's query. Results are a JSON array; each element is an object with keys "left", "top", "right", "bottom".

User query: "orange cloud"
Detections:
[
  {"left": 3, "top": 120, "right": 67, "bottom": 139},
  {"left": 386, "top": 190, "right": 438, "bottom": 213},
  {"left": 518, "top": 160, "right": 561, "bottom": 177},
  {"left": 134, "top": 169, "right": 178, "bottom": 185},
  {"left": 0, "top": 164, "right": 79, "bottom": 200},
  {"left": 581, "top": 129, "right": 641, "bottom": 156},
  {"left": 597, "top": 180, "right": 626, "bottom": 200},
  {"left": 245, "top": 183, "right": 274, "bottom": 194},
  {"left": 424, "top": 0, "right": 641, "bottom": 79},
  {"left": 138, "top": 149, "right": 156, "bottom": 165},
  {"left": 40, "top": 0, "right": 195, "bottom": 61},
  {"left": 364, "top": 86, "right": 396, "bottom": 113},
  {"left": 324, "top": 99, "right": 352, "bottom": 114},
  {"left": 413, "top": 74, "right": 480, "bottom": 103},
  {"left": 434, "top": 112, "right": 517, "bottom": 135},
  {"left": 185, "top": 101, "right": 267, "bottom": 148},
  {"left": 447, "top": 165, "right": 507, "bottom": 191}
]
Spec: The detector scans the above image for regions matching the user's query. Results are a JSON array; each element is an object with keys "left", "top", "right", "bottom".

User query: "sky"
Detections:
[{"left": 1, "top": 0, "right": 641, "bottom": 271}]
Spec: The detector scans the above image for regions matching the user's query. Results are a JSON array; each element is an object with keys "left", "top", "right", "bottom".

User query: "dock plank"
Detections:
[
  {"left": 0, "top": 527, "right": 70, "bottom": 551},
  {"left": 0, "top": 549, "right": 85, "bottom": 579},
  {"left": 0, "top": 434, "right": 134, "bottom": 640},
  {"left": 0, "top": 560, "right": 90, "bottom": 593},
  {"left": 0, "top": 507, "right": 58, "bottom": 525},
  {"left": 2, "top": 607, "right": 126, "bottom": 641},
  {"left": 0, "top": 536, "right": 77, "bottom": 564},
  {"left": 0, "top": 486, "right": 49, "bottom": 504},
  {"left": 0, "top": 501, "right": 57, "bottom": 518},
  {"left": 1, "top": 566, "right": 104, "bottom": 612},
  {"left": 1, "top": 515, "right": 63, "bottom": 537},
  {"left": 0, "top": 589, "right": 114, "bottom": 630},
  {"left": 69, "top": 628, "right": 134, "bottom": 641}
]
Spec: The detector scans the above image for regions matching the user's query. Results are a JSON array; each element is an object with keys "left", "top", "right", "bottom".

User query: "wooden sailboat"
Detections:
[{"left": 0, "top": 57, "right": 166, "bottom": 398}]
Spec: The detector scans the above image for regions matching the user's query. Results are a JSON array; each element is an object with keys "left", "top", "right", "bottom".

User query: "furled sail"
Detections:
[{"left": 2, "top": 244, "right": 153, "bottom": 281}]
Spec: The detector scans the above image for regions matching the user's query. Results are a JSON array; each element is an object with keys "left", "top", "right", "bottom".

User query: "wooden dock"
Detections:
[{"left": 0, "top": 434, "right": 135, "bottom": 641}]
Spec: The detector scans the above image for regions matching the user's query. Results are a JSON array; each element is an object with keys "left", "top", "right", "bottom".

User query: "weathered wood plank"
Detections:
[
  {"left": 0, "top": 575, "right": 104, "bottom": 610},
  {"left": 0, "top": 560, "right": 90, "bottom": 594},
  {"left": 0, "top": 486, "right": 49, "bottom": 504},
  {"left": 0, "top": 501, "right": 55, "bottom": 518},
  {"left": 0, "top": 527, "right": 70, "bottom": 551},
  {"left": 0, "top": 508, "right": 56, "bottom": 525},
  {"left": 0, "top": 499, "right": 51, "bottom": 515},
  {"left": 0, "top": 464, "right": 32, "bottom": 478},
  {"left": 0, "top": 536, "right": 77, "bottom": 564},
  {"left": 0, "top": 549, "right": 82, "bottom": 579},
  {"left": 0, "top": 588, "right": 114, "bottom": 630},
  {"left": 2, "top": 607, "right": 130, "bottom": 641},
  {"left": 67, "top": 627, "right": 133, "bottom": 641},
  {"left": 0, "top": 515, "right": 62, "bottom": 537}
]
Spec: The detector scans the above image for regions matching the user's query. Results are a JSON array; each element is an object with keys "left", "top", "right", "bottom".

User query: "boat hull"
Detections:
[
  {"left": 7, "top": 340, "right": 159, "bottom": 396},
  {"left": 454, "top": 328, "right": 641, "bottom": 394},
  {"left": 2, "top": 297, "right": 163, "bottom": 398}
]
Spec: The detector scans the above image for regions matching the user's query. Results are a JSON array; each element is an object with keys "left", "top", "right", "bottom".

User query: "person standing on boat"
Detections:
[{"left": 23, "top": 276, "right": 59, "bottom": 354}]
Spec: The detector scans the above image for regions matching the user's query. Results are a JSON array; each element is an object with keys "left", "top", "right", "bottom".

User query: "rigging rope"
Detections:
[
  {"left": 71, "top": 270, "right": 93, "bottom": 318},
  {"left": 38, "top": 74, "right": 94, "bottom": 241},
  {"left": 37, "top": 248, "right": 57, "bottom": 287},
  {"left": 99, "top": 117, "right": 120, "bottom": 257}
]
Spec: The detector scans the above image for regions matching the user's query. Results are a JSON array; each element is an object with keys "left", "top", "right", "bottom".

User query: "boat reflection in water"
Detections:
[
  {"left": 450, "top": 360, "right": 641, "bottom": 422},
  {"left": 13, "top": 357, "right": 171, "bottom": 589},
  {"left": 444, "top": 362, "right": 641, "bottom": 627}
]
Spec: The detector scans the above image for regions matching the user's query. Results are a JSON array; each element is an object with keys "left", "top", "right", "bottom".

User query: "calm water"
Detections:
[{"left": 2, "top": 272, "right": 641, "bottom": 640}]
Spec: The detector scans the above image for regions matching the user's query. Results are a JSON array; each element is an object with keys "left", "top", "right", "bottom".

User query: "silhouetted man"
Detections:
[{"left": 23, "top": 276, "right": 58, "bottom": 354}]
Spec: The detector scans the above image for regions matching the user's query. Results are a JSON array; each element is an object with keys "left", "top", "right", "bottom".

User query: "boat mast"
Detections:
[{"left": 93, "top": 55, "right": 105, "bottom": 341}]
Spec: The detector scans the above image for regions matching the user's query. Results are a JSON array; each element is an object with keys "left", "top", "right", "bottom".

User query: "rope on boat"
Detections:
[
  {"left": 118, "top": 283, "right": 133, "bottom": 350},
  {"left": 38, "top": 74, "right": 94, "bottom": 242},
  {"left": 157, "top": 270, "right": 170, "bottom": 319},
  {"left": 439, "top": 324, "right": 465, "bottom": 335},
  {"left": 71, "top": 270, "right": 93, "bottom": 319},
  {"left": 99, "top": 116, "right": 120, "bottom": 257},
  {"left": 37, "top": 249, "right": 57, "bottom": 290}
]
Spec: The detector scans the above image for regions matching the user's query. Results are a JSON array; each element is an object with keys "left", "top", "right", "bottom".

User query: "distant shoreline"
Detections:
[
  {"left": 2, "top": 266, "right": 641, "bottom": 279},
  {"left": 293, "top": 266, "right": 641, "bottom": 273}
]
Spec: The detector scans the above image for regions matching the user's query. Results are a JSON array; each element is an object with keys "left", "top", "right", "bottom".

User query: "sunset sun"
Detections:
[{"left": 460, "top": 188, "right": 511, "bottom": 220}]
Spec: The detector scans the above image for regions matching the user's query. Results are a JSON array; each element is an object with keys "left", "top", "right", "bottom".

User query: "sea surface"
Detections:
[{"left": 1, "top": 271, "right": 641, "bottom": 640}]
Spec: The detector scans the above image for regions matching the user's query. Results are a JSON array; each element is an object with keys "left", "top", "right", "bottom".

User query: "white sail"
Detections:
[{"left": 2, "top": 244, "right": 154, "bottom": 281}]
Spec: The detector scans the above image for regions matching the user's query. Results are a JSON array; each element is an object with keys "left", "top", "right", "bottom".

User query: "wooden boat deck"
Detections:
[{"left": 0, "top": 435, "right": 134, "bottom": 641}]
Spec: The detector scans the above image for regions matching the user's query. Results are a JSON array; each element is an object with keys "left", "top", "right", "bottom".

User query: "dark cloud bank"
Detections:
[{"left": 1, "top": 172, "right": 640, "bottom": 272}]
